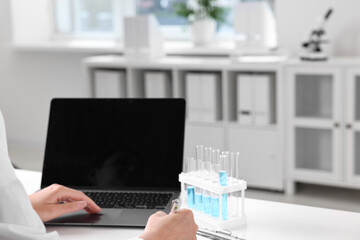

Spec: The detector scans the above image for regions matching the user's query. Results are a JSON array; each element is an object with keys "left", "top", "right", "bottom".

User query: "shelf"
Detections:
[
  {"left": 84, "top": 54, "right": 284, "bottom": 191},
  {"left": 226, "top": 122, "right": 277, "bottom": 131},
  {"left": 84, "top": 55, "right": 286, "bottom": 71},
  {"left": 225, "top": 71, "right": 277, "bottom": 125},
  {"left": 186, "top": 121, "right": 225, "bottom": 127}
]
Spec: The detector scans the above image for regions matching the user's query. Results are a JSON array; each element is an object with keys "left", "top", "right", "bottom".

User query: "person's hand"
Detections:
[
  {"left": 139, "top": 209, "right": 198, "bottom": 240},
  {"left": 29, "top": 184, "right": 102, "bottom": 222}
]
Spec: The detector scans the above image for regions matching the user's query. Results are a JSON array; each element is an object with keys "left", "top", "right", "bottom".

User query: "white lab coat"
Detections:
[{"left": 0, "top": 110, "right": 60, "bottom": 239}]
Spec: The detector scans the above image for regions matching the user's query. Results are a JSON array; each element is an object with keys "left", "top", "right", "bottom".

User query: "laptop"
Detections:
[{"left": 41, "top": 98, "right": 186, "bottom": 227}]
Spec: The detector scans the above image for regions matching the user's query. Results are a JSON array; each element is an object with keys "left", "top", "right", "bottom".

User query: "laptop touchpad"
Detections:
[
  {"left": 115, "top": 209, "right": 155, "bottom": 227},
  {"left": 46, "top": 209, "right": 122, "bottom": 225}
]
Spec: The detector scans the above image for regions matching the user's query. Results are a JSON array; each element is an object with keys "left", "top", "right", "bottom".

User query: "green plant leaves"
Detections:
[
  {"left": 174, "top": 2, "right": 195, "bottom": 18},
  {"left": 174, "top": 0, "right": 228, "bottom": 26}
]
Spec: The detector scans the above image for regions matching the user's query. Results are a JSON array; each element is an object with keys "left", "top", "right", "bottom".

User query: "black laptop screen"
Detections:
[{"left": 41, "top": 99, "right": 185, "bottom": 191}]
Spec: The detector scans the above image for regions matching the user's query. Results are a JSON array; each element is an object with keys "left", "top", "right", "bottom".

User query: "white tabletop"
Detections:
[{"left": 16, "top": 169, "right": 360, "bottom": 240}]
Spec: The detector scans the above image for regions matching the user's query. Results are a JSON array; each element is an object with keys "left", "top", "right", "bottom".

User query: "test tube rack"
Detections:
[{"left": 179, "top": 172, "right": 247, "bottom": 229}]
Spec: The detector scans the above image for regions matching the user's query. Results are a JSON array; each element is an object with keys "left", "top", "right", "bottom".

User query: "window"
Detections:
[
  {"left": 54, "top": 0, "right": 117, "bottom": 38},
  {"left": 53, "top": 0, "right": 275, "bottom": 40},
  {"left": 137, "top": 0, "right": 187, "bottom": 26}
]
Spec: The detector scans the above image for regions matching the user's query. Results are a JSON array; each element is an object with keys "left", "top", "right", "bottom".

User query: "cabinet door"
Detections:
[
  {"left": 227, "top": 127, "right": 282, "bottom": 190},
  {"left": 345, "top": 68, "right": 360, "bottom": 185},
  {"left": 287, "top": 67, "right": 342, "bottom": 182}
]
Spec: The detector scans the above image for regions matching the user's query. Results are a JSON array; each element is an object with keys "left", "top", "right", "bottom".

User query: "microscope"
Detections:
[{"left": 299, "top": 8, "right": 334, "bottom": 61}]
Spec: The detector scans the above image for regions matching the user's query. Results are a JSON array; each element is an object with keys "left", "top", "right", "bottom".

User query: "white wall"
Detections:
[
  {"left": 276, "top": 0, "right": 360, "bottom": 56},
  {"left": 11, "top": 0, "right": 53, "bottom": 43},
  {"left": 1, "top": 0, "right": 360, "bottom": 150},
  {"left": 0, "top": 0, "right": 93, "bottom": 149}
]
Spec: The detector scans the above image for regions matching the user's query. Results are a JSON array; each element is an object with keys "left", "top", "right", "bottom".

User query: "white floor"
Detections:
[{"left": 8, "top": 145, "right": 360, "bottom": 213}]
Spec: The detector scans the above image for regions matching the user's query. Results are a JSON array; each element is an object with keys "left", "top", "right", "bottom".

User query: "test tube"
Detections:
[
  {"left": 196, "top": 145, "right": 204, "bottom": 178},
  {"left": 211, "top": 192, "right": 219, "bottom": 218},
  {"left": 219, "top": 155, "right": 228, "bottom": 186},
  {"left": 203, "top": 190, "right": 212, "bottom": 215},
  {"left": 195, "top": 187, "right": 203, "bottom": 212},
  {"left": 196, "top": 145, "right": 204, "bottom": 161},
  {"left": 204, "top": 147, "right": 212, "bottom": 179},
  {"left": 185, "top": 157, "right": 196, "bottom": 209},
  {"left": 235, "top": 152, "right": 240, "bottom": 179},
  {"left": 219, "top": 154, "right": 228, "bottom": 220},
  {"left": 210, "top": 157, "right": 220, "bottom": 217},
  {"left": 210, "top": 149, "right": 220, "bottom": 180},
  {"left": 211, "top": 162, "right": 220, "bottom": 182},
  {"left": 194, "top": 158, "right": 201, "bottom": 177},
  {"left": 221, "top": 193, "right": 228, "bottom": 220},
  {"left": 230, "top": 153, "right": 238, "bottom": 181},
  {"left": 203, "top": 161, "right": 211, "bottom": 179},
  {"left": 230, "top": 153, "right": 239, "bottom": 216},
  {"left": 235, "top": 152, "right": 241, "bottom": 216},
  {"left": 212, "top": 149, "right": 220, "bottom": 164},
  {"left": 204, "top": 147, "right": 212, "bottom": 162}
]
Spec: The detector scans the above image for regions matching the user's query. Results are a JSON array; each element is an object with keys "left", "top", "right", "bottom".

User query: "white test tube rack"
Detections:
[{"left": 179, "top": 172, "right": 247, "bottom": 229}]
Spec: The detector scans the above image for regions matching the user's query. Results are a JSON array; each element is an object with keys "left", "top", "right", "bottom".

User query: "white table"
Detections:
[{"left": 17, "top": 169, "right": 360, "bottom": 240}]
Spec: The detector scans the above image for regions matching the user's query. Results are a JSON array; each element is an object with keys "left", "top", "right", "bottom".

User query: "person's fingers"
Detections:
[
  {"left": 177, "top": 208, "right": 194, "bottom": 218},
  {"left": 47, "top": 201, "right": 88, "bottom": 220},
  {"left": 62, "top": 198, "right": 101, "bottom": 215},
  {"left": 53, "top": 185, "right": 102, "bottom": 213},
  {"left": 154, "top": 211, "right": 167, "bottom": 217}
]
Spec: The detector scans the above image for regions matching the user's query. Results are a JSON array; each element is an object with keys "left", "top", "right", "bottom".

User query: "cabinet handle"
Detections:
[
  {"left": 346, "top": 123, "right": 352, "bottom": 129},
  {"left": 334, "top": 122, "right": 340, "bottom": 128}
]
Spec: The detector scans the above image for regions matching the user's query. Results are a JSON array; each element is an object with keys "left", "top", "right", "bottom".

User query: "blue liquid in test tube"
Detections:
[
  {"left": 219, "top": 170, "right": 228, "bottom": 220},
  {"left": 195, "top": 194, "right": 203, "bottom": 211},
  {"left": 211, "top": 196, "right": 219, "bottom": 217},
  {"left": 187, "top": 186, "right": 195, "bottom": 209},
  {"left": 220, "top": 171, "right": 227, "bottom": 186},
  {"left": 222, "top": 194, "right": 228, "bottom": 220},
  {"left": 203, "top": 194, "right": 211, "bottom": 215}
]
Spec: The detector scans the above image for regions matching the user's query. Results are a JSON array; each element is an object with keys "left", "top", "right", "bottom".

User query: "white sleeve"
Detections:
[{"left": 0, "top": 110, "right": 60, "bottom": 240}]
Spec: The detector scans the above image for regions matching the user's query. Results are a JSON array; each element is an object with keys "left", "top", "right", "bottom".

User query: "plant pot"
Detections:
[{"left": 190, "top": 19, "right": 216, "bottom": 46}]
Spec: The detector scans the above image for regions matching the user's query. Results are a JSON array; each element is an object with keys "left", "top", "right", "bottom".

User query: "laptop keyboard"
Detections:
[{"left": 83, "top": 191, "right": 173, "bottom": 209}]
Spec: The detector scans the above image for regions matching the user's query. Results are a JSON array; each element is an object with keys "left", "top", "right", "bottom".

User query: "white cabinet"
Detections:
[
  {"left": 287, "top": 67, "right": 342, "bottom": 184},
  {"left": 86, "top": 56, "right": 360, "bottom": 193},
  {"left": 345, "top": 68, "right": 360, "bottom": 185},
  {"left": 287, "top": 64, "right": 360, "bottom": 193}
]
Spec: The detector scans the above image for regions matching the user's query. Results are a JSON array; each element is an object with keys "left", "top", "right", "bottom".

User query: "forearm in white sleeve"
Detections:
[{"left": 0, "top": 110, "right": 59, "bottom": 240}]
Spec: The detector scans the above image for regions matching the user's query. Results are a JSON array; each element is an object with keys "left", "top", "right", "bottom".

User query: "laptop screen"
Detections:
[{"left": 41, "top": 99, "right": 185, "bottom": 191}]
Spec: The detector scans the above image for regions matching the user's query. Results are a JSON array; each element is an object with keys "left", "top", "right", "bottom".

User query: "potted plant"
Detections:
[{"left": 175, "top": 0, "right": 228, "bottom": 46}]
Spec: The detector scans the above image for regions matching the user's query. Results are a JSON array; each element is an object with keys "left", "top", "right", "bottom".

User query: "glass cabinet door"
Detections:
[
  {"left": 295, "top": 74, "right": 333, "bottom": 119},
  {"left": 295, "top": 127, "right": 332, "bottom": 172},
  {"left": 354, "top": 132, "right": 360, "bottom": 176},
  {"left": 345, "top": 70, "right": 360, "bottom": 184},
  {"left": 288, "top": 67, "right": 342, "bottom": 181}
]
